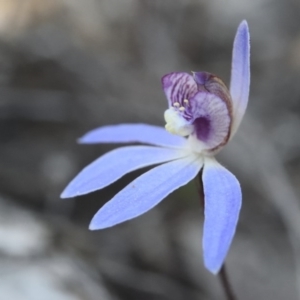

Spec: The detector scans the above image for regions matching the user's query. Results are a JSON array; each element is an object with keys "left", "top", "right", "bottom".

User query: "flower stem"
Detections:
[{"left": 219, "top": 264, "right": 237, "bottom": 300}]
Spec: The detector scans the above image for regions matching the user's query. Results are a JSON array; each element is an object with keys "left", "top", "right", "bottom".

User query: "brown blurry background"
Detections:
[{"left": 1, "top": 0, "right": 300, "bottom": 299}]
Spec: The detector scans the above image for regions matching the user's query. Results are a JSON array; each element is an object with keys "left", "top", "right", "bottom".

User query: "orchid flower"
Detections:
[{"left": 61, "top": 21, "right": 250, "bottom": 274}]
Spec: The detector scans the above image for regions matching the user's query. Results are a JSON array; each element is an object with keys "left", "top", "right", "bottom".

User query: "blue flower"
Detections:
[{"left": 61, "top": 21, "right": 250, "bottom": 274}]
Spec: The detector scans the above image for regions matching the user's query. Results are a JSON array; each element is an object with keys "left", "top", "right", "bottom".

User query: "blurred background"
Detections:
[{"left": 1, "top": 0, "right": 300, "bottom": 299}]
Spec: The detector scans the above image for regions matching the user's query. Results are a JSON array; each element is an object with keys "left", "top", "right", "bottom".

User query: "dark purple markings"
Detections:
[{"left": 194, "top": 116, "right": 211, "bottom": 142}]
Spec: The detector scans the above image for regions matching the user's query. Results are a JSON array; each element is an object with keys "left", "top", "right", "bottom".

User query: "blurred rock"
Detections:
[{"left": 0, "top": 198, "right": 117, "bottom": 300}]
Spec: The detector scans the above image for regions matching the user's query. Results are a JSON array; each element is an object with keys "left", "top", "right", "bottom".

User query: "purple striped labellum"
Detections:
[{"left": 163, "top": 72, "right": 233, "bottom": 154}]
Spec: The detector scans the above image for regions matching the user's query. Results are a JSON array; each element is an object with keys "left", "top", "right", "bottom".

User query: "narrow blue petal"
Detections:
[
  {"left": 79, "top": 123, "right": 187, "bottom": 149},
  {"left": 89, "top": 155, "right": 203, "bottom": 230},
  {"left": 230, "top": 20, "right": 250, "bottom": 137},
  {"left": 202, "top": 158, "right": 242, "bottom": 274},
  {"left": 61, "top": 146, "right": 189, "bottom": 198}
]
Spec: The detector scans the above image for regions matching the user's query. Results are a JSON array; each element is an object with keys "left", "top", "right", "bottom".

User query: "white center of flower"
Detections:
[{"left": 164, "top": 108, "right": 194, "bottom": 136}]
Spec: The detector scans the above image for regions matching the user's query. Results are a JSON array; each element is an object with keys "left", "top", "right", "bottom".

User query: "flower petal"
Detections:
[
  {"left": 230, "top": 20, "right": 250, "bottom": 137},
  {"left": 79, "top": 123, "right": 187, "bottom": 149},
  {"left": 61, "top": 146, "right": 189, "bottom": 198},
  {"left": 202, "top": 157, "right": 242, "bottom": 274},
  {"left": 89, "top": 155, "right": 203, "bottom": 230},
  {"left": 162, "top": 72, "right": 198, "bottom": 107}
]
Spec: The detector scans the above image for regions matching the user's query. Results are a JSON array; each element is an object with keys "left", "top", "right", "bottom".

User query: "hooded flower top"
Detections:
[
  {"left": 61, "top": 21, "right": 250, "bottom": 274},
  {"left": 163, "top": 71, "right": 233, "bottom": 153}
]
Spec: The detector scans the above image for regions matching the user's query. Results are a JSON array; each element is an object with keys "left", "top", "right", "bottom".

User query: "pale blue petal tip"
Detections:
[
  {"left": 60, "top": 188, "right": 73, "bottom": 199},
  {"left": 60, "top": 191, "right": 67, "bottom": 199},
  {"left": 240, "top": 19, "right": 248, "bottom": 27},
  {"left": 205, "top": 260, "right": 222, "bottom": 275},
  {"left": 89, "top": 214, "right": 115, "bottom": 231},
  {"left": 77, "top": 137, "right": 85, "bottom": 144},
  {"left": 60, "top": 183, "right": 79, "bottom": 198},
  {"left": 88, "top": 221, "right": 98, "bottom": 231},
  {"left": 77, "top": 135, "right": 93, "bottom": 144},
  {"left": 89, "top": 214, "right": 104, "bottom": 230},
  {"left": 239, "top": 20, "right": 249, "bottom": 37}
]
